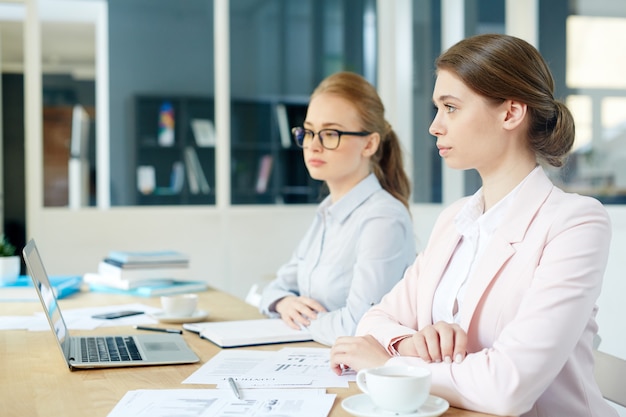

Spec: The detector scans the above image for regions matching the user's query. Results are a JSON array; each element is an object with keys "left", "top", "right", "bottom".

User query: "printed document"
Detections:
[
  {"left": 183, "top": 347, "right": 355, "bottom": 388},
  {"left": 106, "top": 388, "right": 335, "bottom": 417}
]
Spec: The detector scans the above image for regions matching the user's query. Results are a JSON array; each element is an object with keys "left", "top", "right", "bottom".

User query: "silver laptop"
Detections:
[{"left": 23, "top": 239, "right": 199, "bottom": 370}]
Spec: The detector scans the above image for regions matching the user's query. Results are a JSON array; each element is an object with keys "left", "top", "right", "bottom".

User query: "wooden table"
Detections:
[{"left": 0, "top": 288, "right": 496, "bottom": 416}]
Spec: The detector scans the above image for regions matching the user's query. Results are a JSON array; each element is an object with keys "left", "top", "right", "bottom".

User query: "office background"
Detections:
[{"left": 1, "top": 0, "right": 625, "bottom": 366}]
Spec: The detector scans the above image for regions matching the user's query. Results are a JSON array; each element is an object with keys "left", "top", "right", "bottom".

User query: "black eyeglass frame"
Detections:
[{"left": 291, "top": 127, "right": 371, "bottom": 150}]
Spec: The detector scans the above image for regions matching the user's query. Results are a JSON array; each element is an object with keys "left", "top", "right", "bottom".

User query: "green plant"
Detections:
[{"left": 0, "top": 235, "right": 16, "bottom": 257}]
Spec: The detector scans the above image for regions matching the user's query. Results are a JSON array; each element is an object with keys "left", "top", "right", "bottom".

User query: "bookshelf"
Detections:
[
  {"left": 133, "top": 95, "right": 323, "bottom": 205},
  {"left": 277, "top": 102, "right": 325, "bottom": 204},
  {"left": 134, "top": 96, "right": 216, "bottom": 205}
]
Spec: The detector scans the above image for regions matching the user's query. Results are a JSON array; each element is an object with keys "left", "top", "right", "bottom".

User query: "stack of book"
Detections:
[{"left": 84, "top": 250, "right": 207, "bottom": 297}]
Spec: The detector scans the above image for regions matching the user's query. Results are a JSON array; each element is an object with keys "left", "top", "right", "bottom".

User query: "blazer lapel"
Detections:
[
  {"left": 458, "top": 234, "right": 515, "bottom": 330},
  {"left": 416, "top": 216, "right": 463, "bottom": 330},
  {"left": 458, "top": 168, "right": 554, "bottom": 330}
]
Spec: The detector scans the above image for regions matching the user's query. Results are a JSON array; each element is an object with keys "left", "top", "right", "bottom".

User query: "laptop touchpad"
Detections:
[{"left": 143, "top": 342, "right": 180, "bottom": 351}]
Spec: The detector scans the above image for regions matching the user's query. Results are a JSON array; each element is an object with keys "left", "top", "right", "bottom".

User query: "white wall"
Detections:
[
  {"left": 30, "top": 206, "right": 315, "bottom": 299},
  {"left": 598, "top": 206, "right": 626, "bottom": 359}
]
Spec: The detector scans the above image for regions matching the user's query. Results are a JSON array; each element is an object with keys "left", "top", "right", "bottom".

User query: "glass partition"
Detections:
[
  {"left": 545, "top": 1, "right": 626, "bottom": 204},
  {"left": 411, "top": 0, "right": 626, "bottom": 204},
  {"left": 108, "top": 0, "right": 377, "bottom": 206},
  {"left": 229, "top": 0, "right": 377, "bottom": 205},
  {"left": 108, "top": 0, "right": 215, "bottom": 206},
  {"left": 411, "top": 0, "right": 441, "bottom": 203},
  {"left": 43, "top": 72, "right": 96, "bottom": 207},
  {"left": 0, "top": 2, "right": 98, "bottom": 208},
  {"left": 411, "top": 0, "right": 506, "bottom": 203},
  {"left": 11, "top": 0, "right": 626, "bottom": 209}
]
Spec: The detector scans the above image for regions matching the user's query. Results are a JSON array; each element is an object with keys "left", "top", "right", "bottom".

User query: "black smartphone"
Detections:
[{"left": 91, "top": 310, "right": 144, "bottom": 320}]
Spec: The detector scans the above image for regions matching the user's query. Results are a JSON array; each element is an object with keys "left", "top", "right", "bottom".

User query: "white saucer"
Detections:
[
  {"left": 342, "top": 394, "right": 449, "bottom": 417},
  {"left": 150, "top": 310, "right": 209, "bottom": 324}
]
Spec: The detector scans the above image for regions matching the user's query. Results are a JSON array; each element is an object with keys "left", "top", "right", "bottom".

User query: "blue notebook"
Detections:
[
  {"left": 88, "top": 280, "right": 207, "bottom": 297},
  {"left": 0, "top": 275, "right": 83, "bottom": 301}
]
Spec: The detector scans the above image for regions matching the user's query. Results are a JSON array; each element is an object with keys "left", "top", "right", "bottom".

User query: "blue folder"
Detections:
[{"left": 0, "top": 275, "right": 83, "bottom": 301}]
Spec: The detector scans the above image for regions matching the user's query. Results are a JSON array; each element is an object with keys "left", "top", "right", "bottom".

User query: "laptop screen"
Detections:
[{"left": 23, "top": 240, "right": 70, "bottom": 356}]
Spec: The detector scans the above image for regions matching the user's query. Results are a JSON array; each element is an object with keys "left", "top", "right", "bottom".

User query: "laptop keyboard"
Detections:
[{"left": 80, "top": 336, "right": 143, "bottom": 362}]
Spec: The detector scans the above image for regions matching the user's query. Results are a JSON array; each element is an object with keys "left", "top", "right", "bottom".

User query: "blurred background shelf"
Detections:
[{"left": 133, "top": 95, "right": 323, "bottom": 206}]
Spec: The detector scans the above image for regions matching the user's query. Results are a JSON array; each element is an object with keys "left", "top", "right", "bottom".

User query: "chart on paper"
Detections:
[{"left": 182, "top": 347, "right": 355, "bottom": 388}]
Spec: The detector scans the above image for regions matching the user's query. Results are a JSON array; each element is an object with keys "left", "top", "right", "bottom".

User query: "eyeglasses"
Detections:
[{"left": 291, "top": 127, "right": 371, "bottom": 150}]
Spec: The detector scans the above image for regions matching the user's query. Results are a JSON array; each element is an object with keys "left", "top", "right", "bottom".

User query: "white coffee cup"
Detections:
[
  {"left": 160, "top": 293, "right": 198, "bottom": 317},
  {"left": 356, "top": 365, "right": 431, "bottom": 413}
]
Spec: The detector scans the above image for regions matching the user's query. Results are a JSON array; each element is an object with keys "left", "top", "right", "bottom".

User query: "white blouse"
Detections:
[{"left": 431, "top": 167, "right": 538, "bottom": 324}]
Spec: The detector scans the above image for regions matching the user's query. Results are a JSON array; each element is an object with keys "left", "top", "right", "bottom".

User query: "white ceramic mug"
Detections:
[
  {"left": 161, "top": 293, "right": 198, "bottom": 317},
  {"left": 356, "top": 365, "right": 431, "bottom": 413}
]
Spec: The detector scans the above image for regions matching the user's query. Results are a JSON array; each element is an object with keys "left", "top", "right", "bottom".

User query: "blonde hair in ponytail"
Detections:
[{"left": 311, "top": 72, "right": 411, "bottom": 208}]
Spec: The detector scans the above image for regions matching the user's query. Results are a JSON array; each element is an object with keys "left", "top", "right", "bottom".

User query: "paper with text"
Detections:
[
  {"left": 183, "top": 347, "right": 355, "bottom": 388},
  {"left": 106, "top": 389, "right": 335, "bottom": 417}
]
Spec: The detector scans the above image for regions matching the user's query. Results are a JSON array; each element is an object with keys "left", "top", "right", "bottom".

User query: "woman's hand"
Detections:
[
  {"left": 330, "top": 335, "right": 391, "bottom": 375},
  {"left": 396, "top": 321, "right": 467, "bottom": 363},
  {"left": 274, "top": 296, "right": 327, "bottom": 329}
]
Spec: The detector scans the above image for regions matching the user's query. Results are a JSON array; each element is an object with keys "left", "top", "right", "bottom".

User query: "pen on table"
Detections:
[
  {"left": 228, "top": 377, "right": 242, "bottom": 400},
  {"left": 134, "top": 325, "right": 182, "bottom": 334}
]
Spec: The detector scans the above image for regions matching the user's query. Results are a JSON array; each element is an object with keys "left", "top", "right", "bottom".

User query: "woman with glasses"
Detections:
[
  {"left": 329, "top": 34, "right": 615, "bottom": 417},
  {"left": 259, "top": 71, "right": 416, "bottom": 346}
]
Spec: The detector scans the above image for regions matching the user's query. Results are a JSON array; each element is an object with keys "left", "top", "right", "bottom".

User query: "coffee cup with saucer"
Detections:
[
  {"left": 342, "top": 365, "right": 449, "bottom": 417},
  {"left": 151, "top": 293, "right": 209, "bottom": 324}
]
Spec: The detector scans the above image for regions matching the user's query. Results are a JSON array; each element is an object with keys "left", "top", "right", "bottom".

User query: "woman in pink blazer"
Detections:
[{"left": 330, "top": 34, "right": 615, "bottom": 417}]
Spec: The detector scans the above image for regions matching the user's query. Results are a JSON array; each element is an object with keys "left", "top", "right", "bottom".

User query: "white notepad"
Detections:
[{"left": 183, "top": 319, "right": 313, "bottom": 348}]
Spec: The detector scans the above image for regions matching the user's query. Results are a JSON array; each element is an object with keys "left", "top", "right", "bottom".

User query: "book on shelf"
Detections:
[
  {"left": 190, "top": 119, "right": 216, "bottom": 147},
  {"left": 184, "top": 148, "right": 200, "bottom": 194},
  {"left": 0, "top": 275, "right": 82, "bottom": 302},
  {"left": 183, "top": 319, "right": 313, "bottom": 348},
  {"left": 255, "top": 154, "right": 273, "bottom": 194},
  {"left": 106, "top": 250, "right": 189, "bottom": 264},
  {"left": 97, "top": 261, "right": 190, "bottom": 281},
  {"left": 170, "top": 161, "right": 185, "bottom": 193},
  {"left": 184, "top": 146, "right": 210, "bottom": 195},
  {"left": 275, "top": 103, "right": 292, "bottom": 149},
  {"left": 88, "top": 280, "right": 208, "bottom": 297},
  {"left": 158, "top": 101, "right": 175, "bottom": 146},
  {"left": 150, "top": 162, "right": 186, "bottom": 197}
]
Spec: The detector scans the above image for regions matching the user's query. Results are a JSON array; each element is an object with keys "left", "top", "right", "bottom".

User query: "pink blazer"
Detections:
[{"left": 357, "top": 168, "right": 616, "bottom": 417}]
